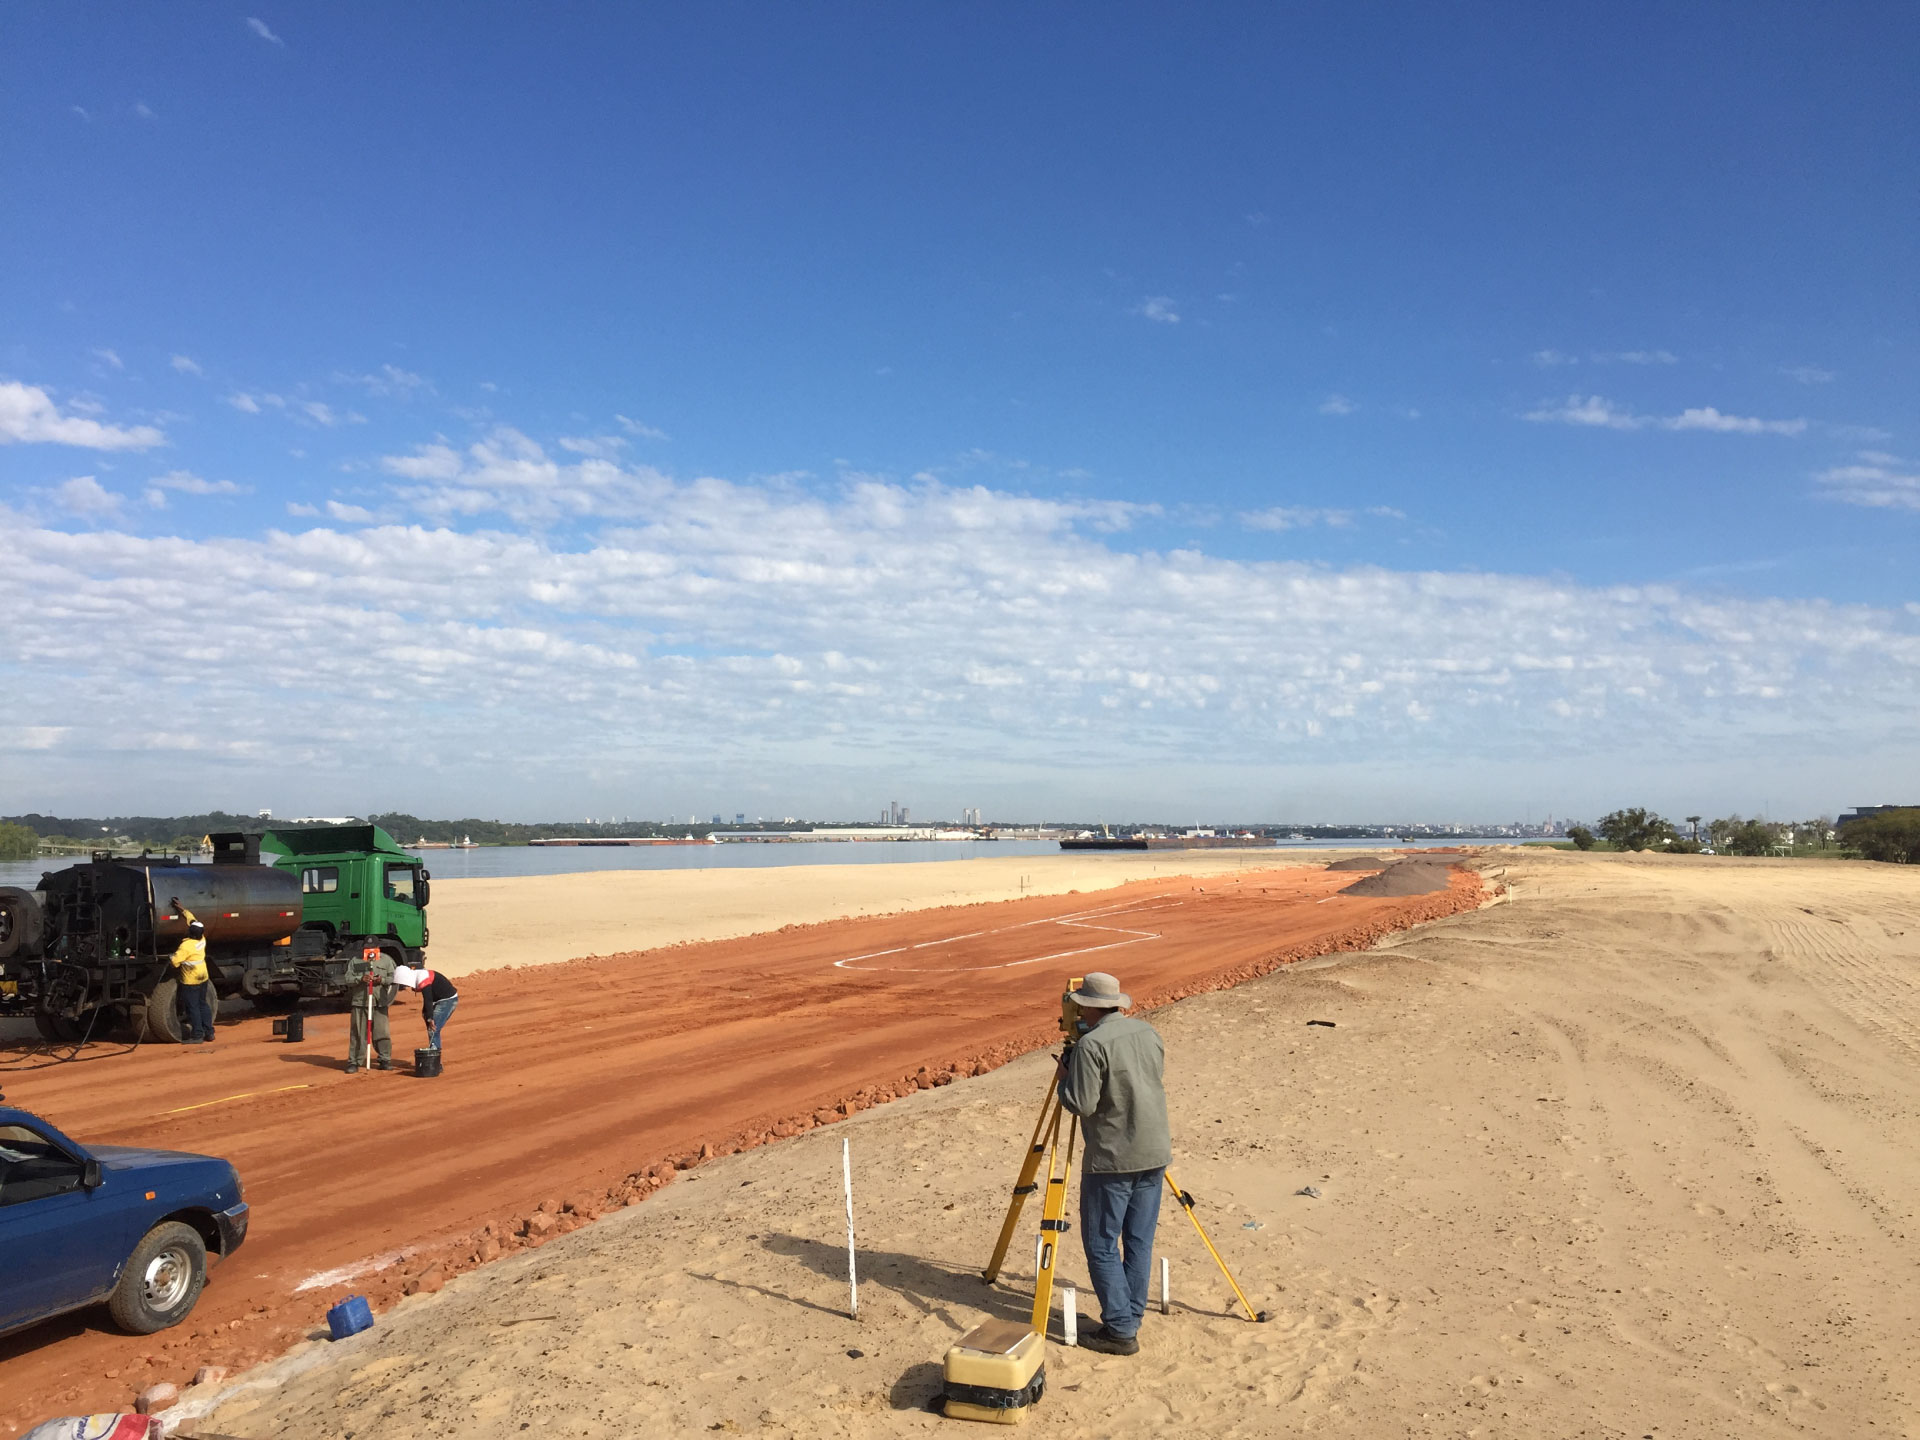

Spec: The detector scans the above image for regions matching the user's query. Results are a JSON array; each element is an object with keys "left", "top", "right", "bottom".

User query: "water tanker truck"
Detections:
[{"left": 0, "top": 824, "right": 429, "bottom": 1045}]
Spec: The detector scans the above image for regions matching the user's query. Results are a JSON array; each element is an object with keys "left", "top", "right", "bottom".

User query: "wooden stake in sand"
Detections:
[
  {"left": 842, "top": 1137, "right": 859, "bottom": 1320},
  {"left": 1160, "top": 1256, "right": 1170, "bottom": 1315},
  {"left": 1062, "top": 1285, "right": 1078, "bottom": 1346}
]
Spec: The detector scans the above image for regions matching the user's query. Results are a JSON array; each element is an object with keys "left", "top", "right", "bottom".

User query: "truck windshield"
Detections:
[{"left": 383, "top": 865, "right": 418, "bottom": 905}]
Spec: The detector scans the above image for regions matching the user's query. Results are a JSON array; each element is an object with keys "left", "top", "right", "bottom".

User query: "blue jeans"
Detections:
[
  {"left": 426, "top": 995, "right": 457, "bottom": 1051},
  {"left": 182, "top": 981, "right": 215, "bottom": 1042},
  {"left": 1079, "top": 1167, "right": 1164, "bottom": 1338}
]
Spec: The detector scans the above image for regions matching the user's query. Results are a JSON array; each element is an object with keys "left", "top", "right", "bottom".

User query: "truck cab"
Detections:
[{"left": 260, "top": 824, "right": 428, "bottom": 960}]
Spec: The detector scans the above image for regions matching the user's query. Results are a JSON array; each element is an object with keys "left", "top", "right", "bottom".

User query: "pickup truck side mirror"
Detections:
[{"left": 81, "top": 1159, "right": 103, "bottom": 1190}]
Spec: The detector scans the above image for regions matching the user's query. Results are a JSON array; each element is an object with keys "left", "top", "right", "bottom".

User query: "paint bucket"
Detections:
[
  {"left": 326, "top": 1294, "right": 373, "bottom": 1340},
  {"left": 414, "top": 1047, "right": 442, "bottom": 1077},
  {"left": 271, "top": 1013, "right": 305, "bottom": 1043}
]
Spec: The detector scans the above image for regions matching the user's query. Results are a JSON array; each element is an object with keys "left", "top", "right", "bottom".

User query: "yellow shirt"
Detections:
[{"left": 170, "top": 907, "right": 209, "bottom": 987}]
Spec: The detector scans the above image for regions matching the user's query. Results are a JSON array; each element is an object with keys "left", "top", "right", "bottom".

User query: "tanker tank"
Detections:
[{"left": 37, "top": 857, "right": 301, "bottom": 953}]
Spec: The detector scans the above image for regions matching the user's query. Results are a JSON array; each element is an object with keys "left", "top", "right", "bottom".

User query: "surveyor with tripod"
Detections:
[{"left": 1055, "top": 971, "right": 1170, "bottom": 1356}]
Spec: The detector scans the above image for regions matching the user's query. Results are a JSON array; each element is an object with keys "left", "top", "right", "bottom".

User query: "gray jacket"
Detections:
[{"left": 1058, "top": 1013, "right": 1172, "bottom": 1173}]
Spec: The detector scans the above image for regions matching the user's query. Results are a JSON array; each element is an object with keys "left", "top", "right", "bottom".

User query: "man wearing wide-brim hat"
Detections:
[{"left": 1056, "top": 971, "right": 1171, "bottom": 1356}]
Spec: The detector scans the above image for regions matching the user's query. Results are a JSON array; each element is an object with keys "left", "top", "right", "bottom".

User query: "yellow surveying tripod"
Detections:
[{"left": 982, "top": 979, "right": 1269, "bottom": 1330}]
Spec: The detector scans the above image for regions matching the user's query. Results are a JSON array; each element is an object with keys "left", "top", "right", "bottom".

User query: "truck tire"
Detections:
[
  {"left": 0, "top": 887, "right": 43, "bottom": 960},
  {"left": 34, "top": 1008, "right": 82, "bottom": 1044},
  {"left": 107, "top": 1220, "right": 207, "bottom": 1334},
  {"left": 135, "top": 978, "right": 187, "bottom": 1045}
]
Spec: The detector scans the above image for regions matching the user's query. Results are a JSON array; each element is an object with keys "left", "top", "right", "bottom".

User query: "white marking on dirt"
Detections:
[
  {"left": 832, "top": 896, "right": 1186, "bottom": 973},
  {"left": 293, "top": 1246, "right": 416, "bottom": 1293}
]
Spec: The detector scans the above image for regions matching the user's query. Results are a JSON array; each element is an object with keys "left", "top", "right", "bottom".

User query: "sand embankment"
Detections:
[
  {"left": 187, "top": 848, "right": 1920, "bottom": 1438},
  {"left": 0, "top": 856, "right": 1481, "bottom": 1434},
  {"left": 423, "top": 848, "right": 1332, "bottom": 975}
]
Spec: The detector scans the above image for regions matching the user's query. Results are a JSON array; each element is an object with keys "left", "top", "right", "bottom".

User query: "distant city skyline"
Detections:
[{"left": 4, "top": 8, "right": 1915, "bottom": 819}]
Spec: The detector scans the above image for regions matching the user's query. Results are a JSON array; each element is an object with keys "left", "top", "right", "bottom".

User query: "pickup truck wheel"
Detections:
[
  {"left": 108, "top": 1221, "right": 207, "bottom": 1333},
  {"left": 133, "top": 978, "right": 187, "bottom": 1045}
]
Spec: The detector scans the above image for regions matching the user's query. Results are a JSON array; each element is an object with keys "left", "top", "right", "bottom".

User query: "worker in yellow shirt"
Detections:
[{"left": 168, "top": 896, "right": 215, "bottom": 1045}]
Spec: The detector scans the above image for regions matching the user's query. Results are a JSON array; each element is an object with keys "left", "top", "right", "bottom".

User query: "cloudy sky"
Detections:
[{"left": 4, "top": 6, "right": 1917, "bottom": 823}]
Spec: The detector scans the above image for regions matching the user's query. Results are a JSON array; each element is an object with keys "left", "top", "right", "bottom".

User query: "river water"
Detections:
[{"left": 0, "top": 836, "right": 1428, "bottom": 890}]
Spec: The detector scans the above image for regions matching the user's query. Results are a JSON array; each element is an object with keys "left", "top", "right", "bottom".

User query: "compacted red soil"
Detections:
[{"left": 0, "top": 862, "right": 1483, "bottom": 1431}]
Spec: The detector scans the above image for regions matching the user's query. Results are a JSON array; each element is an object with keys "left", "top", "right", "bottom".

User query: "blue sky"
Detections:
[{"left": 3, "top": 5, "right": 1917, "bottom": 822}]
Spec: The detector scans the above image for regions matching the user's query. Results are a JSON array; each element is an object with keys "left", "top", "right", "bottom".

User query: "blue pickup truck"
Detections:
[{"left": 0, "top": 1104, "right": 248, "bottom": 1337}]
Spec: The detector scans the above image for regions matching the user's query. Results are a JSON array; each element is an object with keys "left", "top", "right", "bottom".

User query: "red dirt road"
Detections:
[{"left": 0, "top": 862, "right": 1483, "bottom": 1431}]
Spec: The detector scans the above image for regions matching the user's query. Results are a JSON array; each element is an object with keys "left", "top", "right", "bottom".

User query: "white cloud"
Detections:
[
  {"left": 380, "top": 443, "right": 464, "bottom": 481},
  {"left": 1530, "top": 350, "right": 1577, "bottom": 367},
  {"left": 92, "top": 348, "right": 125, "bottom": 371},
  {"left": 0, "top": 382, "right": 165, "bottom": 450},
  {"left": 6, "top": 459, "right": 1918, "bottom": 817},
  {"left": 1241, "top": 507, "right": 1355, "bottom": 531},
  {"left": 1815, "top": 453, "right": 1920, "bottom": 511},
  {"left": 0, "top": 726, "right": 69, "bottom": 752},
  {"left": 337, "top": 364, "right": 431, "bottom": 398},
  {"left": 285, "top": 501, "right": 321, "bottom": 517},
  {"left": 1664, "top": 407, "right": 1806, "bottom": 436},
  {"left": 227, "top": 392, "right": 264, "bottom": 413},
  {"left": 135, "top": 101, "right": 155, "bottom": 120},
  {"left": 558, "top": 434, "right": 629, "bottom": 459},
  {"left": 1524, "top": 394, "right": 1641, "bottom": 429},
  {"left": 1781, "top": 365, "right": 1836, "bottom": 385},
  {"left": 246, "top": 17, "right": 284, "bottom": 45},
  {"left": 148, "top": 469, "right": 246, "bottom": 498},
  {"left": 71, "top": 105, "right": 92, "bottom": 123},
  {"left": 1136, "top": 297, "right": 1180, "bottom": 325},
  {"left": 1317, "top": 394, "right": 1358, "bottom": 417},
  {"left": 54, "top": 476, "right": 122, "bottom": 515},
  {"left": 616, "top": 415, "right": 669, "bottom": 441},
  {"left": 301, "top": 401, "right": 340, "bottom": 426},
  {"left": 1594, "top": 350, "right": 1677, "bottom": 365},
  {"left": 1525, "top": 395, "right": 1804, "bottom": 436},
  {"left": 170, "top": 354, "right": 204, "bottom": 376}
]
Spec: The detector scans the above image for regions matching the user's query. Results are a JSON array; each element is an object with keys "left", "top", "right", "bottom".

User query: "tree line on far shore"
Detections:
[{"left": 1566, "top": 807, "right": 1920, "bottom": 863}]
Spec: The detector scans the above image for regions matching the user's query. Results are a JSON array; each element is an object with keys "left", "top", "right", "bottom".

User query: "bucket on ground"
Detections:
[
  {"left": 326, "top": 1295, "right": 373, "bottom": 1340},
  {"left": 414, "top": 1047, "right": 442, "bottom": 1077}
]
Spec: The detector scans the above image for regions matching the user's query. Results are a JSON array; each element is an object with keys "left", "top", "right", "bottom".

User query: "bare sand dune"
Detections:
[
  {"left": 423, "top": 848, "right": 1329, "bottom": 975},
  {"left": 189, "top": 848, "right": 1920, "bottom": 1439}
]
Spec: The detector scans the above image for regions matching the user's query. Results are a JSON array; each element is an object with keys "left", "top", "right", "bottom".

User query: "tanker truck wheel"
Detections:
[
  {"left": 134, "top": 978, "right": 187, "bottom": 1045},
  {"left": 34, "top": 1008, "right": 83, "bottom": 1044}
]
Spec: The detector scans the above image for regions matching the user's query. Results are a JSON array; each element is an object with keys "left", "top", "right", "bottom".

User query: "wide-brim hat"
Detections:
[{"left": 1067, "top": 972, "right": 1130, "bottom": 1009}]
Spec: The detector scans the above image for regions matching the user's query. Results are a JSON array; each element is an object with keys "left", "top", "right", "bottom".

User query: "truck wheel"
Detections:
[
  {"left": 107, "top": 1221, "right": 207, "bottom": 1334},
  {"left": 0, "top": 887, "right": 43, "bottom": 960},
  {"left": 34, "top": 1008, "right": 82, "bottom": 1044},
  {"left": 134, "top": 978, "right": 187, "bottom": 1045}
]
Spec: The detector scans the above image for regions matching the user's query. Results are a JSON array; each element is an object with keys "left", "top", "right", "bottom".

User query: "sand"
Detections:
[
  {"left": 421, "top": 849, "right": 1337, "bottom": 976},
  {"left": 0, "top": 856, "right": 1480, "bottom": 1432},
  {"left": 14, "top": 847, "right": 1919, "bottom": 1437}
]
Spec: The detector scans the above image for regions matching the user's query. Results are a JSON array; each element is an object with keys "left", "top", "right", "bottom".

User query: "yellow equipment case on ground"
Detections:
[{"left": 941, "top": 1318, "right": 1046, "bottom": 1424}]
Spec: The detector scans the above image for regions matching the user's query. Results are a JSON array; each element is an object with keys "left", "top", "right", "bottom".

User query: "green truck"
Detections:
[{"left": 0, "top": 824, "right": 431, "bottom": 1044}]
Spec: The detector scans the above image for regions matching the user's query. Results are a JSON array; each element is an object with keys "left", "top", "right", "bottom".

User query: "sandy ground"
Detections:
[
  {"left": 423, "top": 849, "right": 1349, "bottom": 975},
  {"left": 0, "top": 855, "right": 1479, "bottom": 1433},
  {"left": 165, "top": 848, "right": 1920, "bottom": 1440}
]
